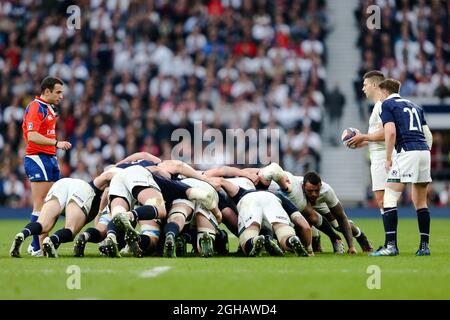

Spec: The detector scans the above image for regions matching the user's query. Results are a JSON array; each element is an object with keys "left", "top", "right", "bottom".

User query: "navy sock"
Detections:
[
  {"left": 107, "top": 220, "right": 126, "bottom": 249},
  {"left": 260, "top": 226, "right": 274, "bottom": 239},
  {"left": 50, "top": 228, "right": 73, "bottom": 247},
  {"left": 164, "top": 222, "right": 180, "bottom": 238},
  {"left": 107, "top": 219, "right": 119, "bottom": 235},
  {"left": 383, "top": 207, "right": 398, "bottom": 247},
  {"left": 22, "top": 222, "right": 42, "bottom": 238},
  {"left": 417, "top": 208, "right": 430, "bottom": 247},
  {"left": 139, "top": 234, "right": 151, "bottom": 251},
  {"left": 244, "top": 238, "right": 254, "bottom": 255},
  {"left": 84, "top": 228, "right": 103, "bottom": 243},
  {"left": 30, "top": 214, "right": 40, "bottom": 251},
  {"left": 132, "top": 205, "right": 158, "bottom": 221}
]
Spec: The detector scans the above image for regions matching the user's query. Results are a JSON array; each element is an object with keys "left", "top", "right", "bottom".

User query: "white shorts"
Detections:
[
  {"left": 237, "top": 191, "right": 291, "bottom": 234},
  {"left": 371, "top": 160, "right": 387, "bottom": 191},
  {"left": 109, "top": 165, "right": 161, "bottom": 207},
  {"left": 387, "top": 150, "right": 432, "bottom": 184},
  {"left": 173, "top": 178, "right": 219, "bottom": 226},
  {"left": 45, "top": 178, "right": 95, "bottom": 215},
  {"left": 370, "top": 151, "right": 387, "bottom": 191}
]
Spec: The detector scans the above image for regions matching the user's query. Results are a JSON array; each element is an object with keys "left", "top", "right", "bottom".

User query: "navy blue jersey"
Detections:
[
  {"left": 380, "top": 94, "right": 429, "bottom": 152},
  {"left": 152, "top": 173, "right": 191, "bottom": 205},
  {"left": 276, "top": 192, "right": 299, "bottom": 216},
  {"left": 231, "top": 187, "right": 257, "bottom": 204},
  {"left": 218, "top": 190, "right": 238, "bottom": 214},
  {"left": 116, "top": 159, "right": 157, "bottom": 169}
]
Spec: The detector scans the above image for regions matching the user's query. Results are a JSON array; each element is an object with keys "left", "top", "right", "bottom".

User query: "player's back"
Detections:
[{"left": 381, "top": 95, "right": 428, "bottom": 152}]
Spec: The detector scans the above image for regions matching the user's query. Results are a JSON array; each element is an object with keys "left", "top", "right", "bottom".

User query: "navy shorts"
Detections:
[{"left": 24, "top": 154, "right": 60, "bottom": 182}]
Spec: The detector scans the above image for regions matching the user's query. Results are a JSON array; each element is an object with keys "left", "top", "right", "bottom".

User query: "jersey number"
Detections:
[{"left": 403, "top": 107, "right": 422, "bottom": 132}]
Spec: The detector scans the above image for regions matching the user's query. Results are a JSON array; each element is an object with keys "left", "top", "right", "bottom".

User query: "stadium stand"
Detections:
[{"left": 0, "top": 0, "right": 329, "bottom": 207}]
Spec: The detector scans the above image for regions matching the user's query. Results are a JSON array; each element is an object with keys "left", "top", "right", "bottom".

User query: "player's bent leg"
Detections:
[
  {"left": 10, "top": 200, "right": 60, "bottom": 258},
  {"left": 304, "top": 210, "right": 343, "bottom": 254},
  {"left": 370, "top": 183, "right": 403, "bottom": 256},
  {"left": 239, "top": 224, "right": 264, "bottom": 257},
  {"left": 136, "top": 187, "right": 167, "bottom": 219},
  {"left": 64, "top": 202, "right": 88, "bottom": 237},
  {"left": 43, "top": 203, "right": 82, "bottom": 258},
  {"left": 291, "top": 212, "right": 313, "bottom": 255},
  {"left": 412, "top": 183, "right": 431, "bottom": 256},
  {"left": 164, "top": 204, "right": 192, "bottom": 258},
  {"left": 274, "top": 223, "right": 307, "bottom": 257},
  {"left": 74, "top": 226, "right": 106, "bottom": 257},
  {"left": 196, "top": 214, "right": 216, "bottom": 258},
  {"left": 374, "top": 190, "right": 384, "bottom": 212},
  {"left": 221, "top": 207, "right": 239, "bottom": 237},
  {"left": 37, "top": 199, "right": 62, "bottom": 234}
]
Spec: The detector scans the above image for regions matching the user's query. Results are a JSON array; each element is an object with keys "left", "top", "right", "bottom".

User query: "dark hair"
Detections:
[
  {"left": 41, "top": 77, "right": 63, "bottom": 93},
  {"left": 303, "top": 171, "right": 322, "bottom": 186},
  {"left": 378, "top": 78, "right": 401, "bottom": 94},
  {"left": 363, "top": 70, "right": 385, "bottom": 84}
]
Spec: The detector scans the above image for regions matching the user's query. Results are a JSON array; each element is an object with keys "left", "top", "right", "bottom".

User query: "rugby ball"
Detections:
[{"left": 341, "top": 127, "right": 360, "bottom": 148}]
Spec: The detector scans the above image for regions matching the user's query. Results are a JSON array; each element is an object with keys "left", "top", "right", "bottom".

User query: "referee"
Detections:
[{"left": 21, "top": 76, "right": 72, "bottom": 256}]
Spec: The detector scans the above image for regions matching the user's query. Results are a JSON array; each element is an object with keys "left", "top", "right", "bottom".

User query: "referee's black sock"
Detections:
[
  {"left": 382, "top": 207, "right": 398, "bottom": 248},
  {"left": 417, "top": 208, "right": 430, "bottom": 248}
]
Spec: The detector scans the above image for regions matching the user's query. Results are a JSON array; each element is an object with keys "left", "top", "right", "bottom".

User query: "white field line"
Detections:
[{"left": 139, "top": 266, "right": 173, "bottom": 278}]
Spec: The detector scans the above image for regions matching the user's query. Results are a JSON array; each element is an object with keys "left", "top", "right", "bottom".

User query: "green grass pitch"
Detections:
[{"left": 0, "top": 218, "right": 449, "bottom": 300}]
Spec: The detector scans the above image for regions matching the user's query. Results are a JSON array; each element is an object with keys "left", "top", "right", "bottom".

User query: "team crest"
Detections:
[{"left": 27, "top": 122, "right": 33, "bottom": 130}]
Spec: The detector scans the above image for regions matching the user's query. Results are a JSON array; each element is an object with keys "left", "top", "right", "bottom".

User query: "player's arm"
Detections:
[
  {"left": 116, "top": 152, "right": 161, "bottom": 165},
  {"left": 92, "top": 170, "right": 115, "bottom": 190},
  {"left": 423, "top": 125, "right": 433, "bottom": 149},
  {"left": 348, "top": 128, "right": 384, "bottom": 148},
  {"left": 329, "top": 203, "right": 355, "bottom": 253},
  {"left": 28, "top": 131, "right": 72, "bottom": 151},
  {"left": 384, "top": 122, "right": 396, "bottom": 169},
  {"left": 159, "top": 160, "right": 221, "bottom": 190},
  {"left": 94, "top": 188, "right": 109, "bottom": 224},
  {"left": 216, "top": 177, "right": 240, "bottom": 198},
  {"left": 204, "top": 166, "right": 258, "bottom": 184}
]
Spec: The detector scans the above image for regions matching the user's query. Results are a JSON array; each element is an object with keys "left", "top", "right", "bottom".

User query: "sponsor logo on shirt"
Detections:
[{"left": 47, "top": 129, "right": 55, "bottom": 135}]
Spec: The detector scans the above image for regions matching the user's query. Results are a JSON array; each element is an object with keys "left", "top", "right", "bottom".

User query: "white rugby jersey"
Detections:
[{"left": 368, "top": 101, "right": 386, "bottom": 153}]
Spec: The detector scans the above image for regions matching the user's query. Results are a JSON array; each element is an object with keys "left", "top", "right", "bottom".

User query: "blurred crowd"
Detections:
[
  {"left": 0, "top": 0, "right": 330, "bottom": 207},
  {"left": 354, "top": 0, "right": 449, "bottom": 102}
]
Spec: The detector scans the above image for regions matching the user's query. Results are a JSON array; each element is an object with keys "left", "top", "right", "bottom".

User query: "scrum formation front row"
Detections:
[{"left": 9, "top": 152, "right": 374, "bottom": 258}]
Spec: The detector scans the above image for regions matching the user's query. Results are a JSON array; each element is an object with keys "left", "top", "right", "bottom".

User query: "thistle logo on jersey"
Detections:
[{"left": 341, "top": 128, "right": 360, "bottom": 149}]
